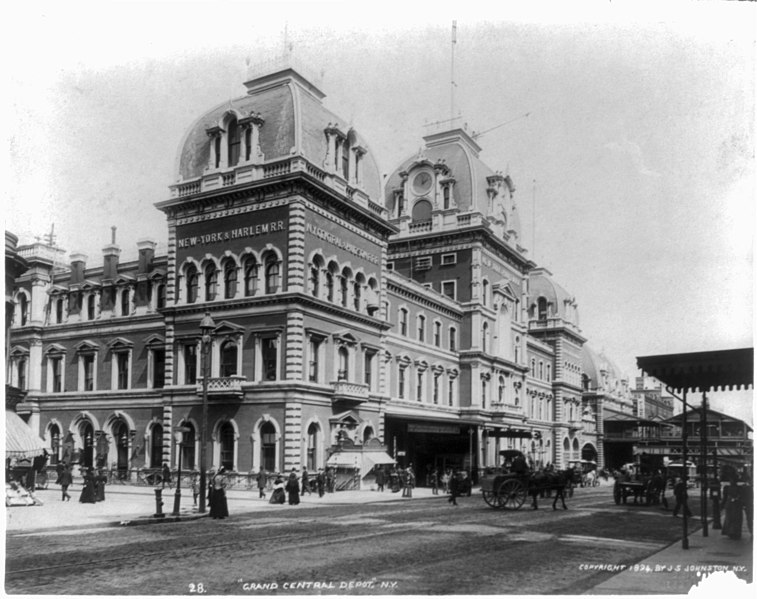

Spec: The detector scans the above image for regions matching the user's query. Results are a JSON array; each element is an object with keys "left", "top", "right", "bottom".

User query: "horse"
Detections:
[{"left": 529, "top": 467, "right": 573, "bottom": 510}]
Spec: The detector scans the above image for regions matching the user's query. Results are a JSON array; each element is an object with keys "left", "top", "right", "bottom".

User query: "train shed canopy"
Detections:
[{"left": 636, "top": 348, "right": 753, "bottom": 393}]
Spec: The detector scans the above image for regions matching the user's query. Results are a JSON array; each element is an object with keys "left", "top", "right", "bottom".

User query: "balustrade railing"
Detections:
[
  {"left": 196, "top": 375, "right": 246, "bottom": 395},
  {"left": 331, "top": 380, "right": 369, "bottom": 399}
]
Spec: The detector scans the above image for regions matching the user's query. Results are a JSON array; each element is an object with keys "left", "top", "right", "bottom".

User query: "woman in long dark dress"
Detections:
[
  {"left": 209, "top": 467, "right": 229, "bottom": 519},
  {"left": 95, "top": 470, "right": 106, "bottom": 502},
  {"left": 286, "top": 471, "right": 300, "bottom": 505},
  {"left": 722, "top": 474, "right": 743, "bottom": 539},
  {"left": 79, "top": 468, "right": 96, "bottom": 503},
  {"left": 269, "top": 476, "right": 286, "bottom": 504}
]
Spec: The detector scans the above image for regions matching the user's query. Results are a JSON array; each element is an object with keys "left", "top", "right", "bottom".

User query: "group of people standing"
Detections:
[
  {"left": 73, "top": 466, "right": 107, "bottom": 504},
  {"left": 260, "top": 467, "right": 331, "bottom": 506}
]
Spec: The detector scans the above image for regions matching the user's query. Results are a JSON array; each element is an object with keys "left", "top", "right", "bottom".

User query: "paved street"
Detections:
[{"left": 8, "top": 483, "right": 748, "bottom": 596}]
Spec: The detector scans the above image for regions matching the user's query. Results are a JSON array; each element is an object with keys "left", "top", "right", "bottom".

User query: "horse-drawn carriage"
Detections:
[
  {"left": 480, "top": 450, "right": 574, "bottom": 510},
  {"left": 612, "top": 462, "right": 665, "bottom": 505}
]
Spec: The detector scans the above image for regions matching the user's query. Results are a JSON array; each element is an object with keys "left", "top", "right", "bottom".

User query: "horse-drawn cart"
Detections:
[{"left": 480, "top": 450, "right": 573, "bottom": 511}]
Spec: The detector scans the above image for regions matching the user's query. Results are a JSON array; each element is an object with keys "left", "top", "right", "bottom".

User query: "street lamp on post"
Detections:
[
  {"left": 172, "top": 425, "right": 191, "bottom": 516},
  {"left": 198, "top": 312, "right": 215, "bottom": 514}
]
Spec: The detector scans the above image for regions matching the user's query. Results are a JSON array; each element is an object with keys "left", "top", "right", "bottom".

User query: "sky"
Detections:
[{"left": 4, "top": 1, "right": 755, "bottom": 423}]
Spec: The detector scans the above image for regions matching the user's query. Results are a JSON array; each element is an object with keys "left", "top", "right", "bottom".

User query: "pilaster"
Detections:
[{"left": 283, "top": 403, "right": 303, "bottom": 472}]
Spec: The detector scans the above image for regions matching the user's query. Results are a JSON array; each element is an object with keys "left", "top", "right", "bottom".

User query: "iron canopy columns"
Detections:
[{"left": 198, "top": 311, "right": 216, "bottom": 514}]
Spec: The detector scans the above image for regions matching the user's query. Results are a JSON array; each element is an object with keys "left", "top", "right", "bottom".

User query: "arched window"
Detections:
[
  {"left": 121, "top": 289, "right": 130, "bottom": 316},
  {"left": 87, "top": 295, "right": 96, "bottom": 320},
  {"left": 417, "top": 315, "right": 426, "bottom": 342},
  {"left": 443, "top": 185, "right": 451, "bottom": 209},
  {"left": 338, "top": 347, "right": 349, "bottom": 381},
  {"left": 353, "top": 273, "right": 364, "bottom": 311},
  {"left": 227, "top": 116, "right": 241, "bottom": 167},
  {"left": 340, "top": 268, "right": 351, "bottom": 307},
  {"left": 150, "top": 423, "right": 163, "bottom": 468},
  {"left": 244, "top": 127, "right": 252, "bottom": 161},
  {"left": 220, "top": 422, "right": 235, "bottom": 471},
  {"left": 310, "top": 256, "right": 323, "bottom": 298},
  {"left": 180, "top": 422, "right": 196, "bottom": 471},
  {"left": 530, "top": 358, "right": 536, "bottom": 377},
  {"left": 204, "top": 264, "right": 218, "bottom": 301},
  {"left": 481, "top": 378, "right": 487, "bottom": 409},
  {"left": 265, "top": 256, "right": 280, "bottom": 294},
  {"left": 399, "top": 308, "right": 408, "bottom": 336},
  {"left": 55, "top": 298, "right": 64, "bottom": 323},
  {"left": 244, "top": 257, "right": 258, "bottom": 296},
  {"left": 306, "top": 423, "right": 319, "bottom": 471},
  {"left": 186, "top": 265, "right": 199, "bottom": 304},
  {"left": 482, "top": 280, "right": 489, "bottom": 306},
  {"left": 260, "top": 421, "right": 276, "bottom": 472},
  {"left": 538, "top": 297, "right": 548, "bottom": 321},
  {"left": 325, "top": 271, "right": 334, "bottom": 302},
  {"left": 17, "top": 294, "right": 28, "bottom": 326},
  {"left": 220, "top": 341, "right": 238, "bottom": 377},
  {"left": 482, "top": 322, "right": 489, "bottom": 353},
  {"left": 514, "top": 336, "right": 520, "bottom": 364},
  {"left": 498, "top": 376, "right": 505, "bottom": 403},
  {"left": 224, "top": 262, "right": 237, "bottom": 299},
  {"left": 412, "top": 199, "right": 432, "bottom": 223},
  {"left": 113, "top": 420, "right": 130, "bottom": 475}
]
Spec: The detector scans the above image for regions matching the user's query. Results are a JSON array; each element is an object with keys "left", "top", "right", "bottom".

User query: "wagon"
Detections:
[{"left": 479, "top": 450, "right": 572, "bottom": 511}]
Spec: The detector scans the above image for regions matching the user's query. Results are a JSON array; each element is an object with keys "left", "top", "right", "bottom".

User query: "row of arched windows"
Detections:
[
  {"left": 308, "top": 253, "right": 379, "bottom": 315},
  {"left": 180, "top": 250, "right": 281, "bottom": 305}
]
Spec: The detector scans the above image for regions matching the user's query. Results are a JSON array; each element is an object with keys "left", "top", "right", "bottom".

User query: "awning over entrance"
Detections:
[
  {"left": 5, "top": 410, "right": 46, "bottom": 459},
  {"left": 636, "top": 348, "right": 753, "bottom": 393},
  {"left": 326, "top": 450, "right": 396, "bottom": 471},
  {"left": 326, "top": 452, "right": 361, "bottom": 467},
  {"left": 362, "top": 451, "right": 397, "bottom": 471}
]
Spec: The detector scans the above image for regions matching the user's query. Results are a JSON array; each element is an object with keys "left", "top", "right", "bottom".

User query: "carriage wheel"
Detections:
[
  {"left": 497, "top": 479, "right": 527, "bottom": 510},
  {"left": 482, "top": 489, "right": 500, "bottom": 508}
]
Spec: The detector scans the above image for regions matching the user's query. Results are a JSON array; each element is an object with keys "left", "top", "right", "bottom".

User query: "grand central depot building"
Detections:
[{"left": 9, "top": 62, "right": 623, "bottom": 485}]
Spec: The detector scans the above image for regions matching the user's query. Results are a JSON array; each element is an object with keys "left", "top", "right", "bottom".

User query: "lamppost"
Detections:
[
  {"left": 198, "top": 312, "right": 215, "bottom": 514},
  {"left": 172, "top": 425, "right": 191, "bottom": 516}
]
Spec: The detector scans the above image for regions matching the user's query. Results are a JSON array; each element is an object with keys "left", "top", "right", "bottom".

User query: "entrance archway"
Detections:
[
  {"left": 581, "top": 443, "right": 598, "bottom": 463},
  {"left": 112, "top": 420, "right": 130, "bottom": 475},
  {"left": 80, "top": 421, "right": 94, "bottom": 468}
]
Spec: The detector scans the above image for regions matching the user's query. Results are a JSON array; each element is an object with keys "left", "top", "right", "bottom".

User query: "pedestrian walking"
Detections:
[
  {"left": 448, "top": 470, "right": 460, "bottom": 506},
  {"left": 430, "top": 468, "right": 439, "bottom": 495},
  {"left": 79, "top": 468, "right": 96, "bottom": 503},
  {"left": 301, "top": 468, "right": 312, "bottom": 495},
  {"left": 286, "top": 470, "right": 300, "bottom": 505},
  {"left": 326, "top": 468, "right": 335, "bottom": 493},
  {"left": 191, "top": 472, "right": 200, "bottom": 506},
  {"left": 375, "top": 466, "right": 385, "bottom": 492},
  {"left": 95, "top": 469, "right": 106, "bottom": 502},
  {"left": 740, "top": 472, "right": 753, "bottom": 538},
  {"left": 209, "top": 467, "right": 229, "bottom": 519},
  {"left": 315, "top": 468, "right": 325, "bottom": 497},
  {"left": 404, "top": 467, "right": 415, "bottom": 498},
  {"left": 161, "top": 462, "right": 172, "bottom": 489},
  {"left": 256, "top": 468, "right": 267, "bottom": 499},
  {"left": 441, "top": 469, "right": 450, "bottom": 494},
  {"left": 672, "top": 478, "right": 692, "bottom": 518},
  {"left": 58, "top": 464, "right": 73, "bottom": 501}
]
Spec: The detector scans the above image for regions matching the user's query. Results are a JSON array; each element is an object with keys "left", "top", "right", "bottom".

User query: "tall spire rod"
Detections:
[
  {"left": 532, "top": 179, "right": 537, "bottom": 261},
  {"left": 450, "top": 20, "right": 457, "bottom": 123}
]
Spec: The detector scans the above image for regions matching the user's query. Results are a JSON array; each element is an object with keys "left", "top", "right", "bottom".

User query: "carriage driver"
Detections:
[{"left": 512, "top": 453, "right": 528, "bottom": 476}]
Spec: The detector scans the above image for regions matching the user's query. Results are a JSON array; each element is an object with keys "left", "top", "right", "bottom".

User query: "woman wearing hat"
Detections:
[{"left": 209, "top": 467, "right": 229, "bottom": 519}]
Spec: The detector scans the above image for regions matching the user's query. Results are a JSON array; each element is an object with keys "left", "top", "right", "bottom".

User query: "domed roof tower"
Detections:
[{"left": 384, "top": 127, "right": 524, "bottom": 249}]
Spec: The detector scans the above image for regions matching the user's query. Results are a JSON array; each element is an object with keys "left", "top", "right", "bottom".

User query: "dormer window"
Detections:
[{"left": 227, "top": 116, "right": 241, "bottom": 167}]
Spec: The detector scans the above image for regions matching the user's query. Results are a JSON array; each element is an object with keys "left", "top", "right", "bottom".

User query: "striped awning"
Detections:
[{"left": 5, "top": 410, "right": 46, "bottom": 459}]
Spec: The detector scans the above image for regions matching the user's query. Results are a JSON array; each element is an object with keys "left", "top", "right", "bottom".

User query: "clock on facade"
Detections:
[{"left": 412, "top": 171, "right": 433, "bottom": 195}]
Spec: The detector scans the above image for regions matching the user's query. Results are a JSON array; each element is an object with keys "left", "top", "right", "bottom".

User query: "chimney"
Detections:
[
  {"left": 70, "top": 252, "right": 88, "bottom": 285},
  {"left": 137, "top": 238, "right": 157, "bottom": 275},
  {"left": 103, "top": 227, "right": 121, "bottom": 281}
]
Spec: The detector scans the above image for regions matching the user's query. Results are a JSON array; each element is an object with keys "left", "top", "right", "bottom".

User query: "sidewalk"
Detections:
[
  {"left": 5, "top": 483, "right": 441, "bottom": 533},
  {"left": 586, "top": 519, "right": 753, "bottom": 595}
]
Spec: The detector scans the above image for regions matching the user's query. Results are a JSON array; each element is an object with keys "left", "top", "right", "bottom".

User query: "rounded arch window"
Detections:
[
  {"left": 204, "top": 263, "right": 218, "bottom": 301},
  {"left": 81, "top": 421, "right": 95, "bottom": 469},
  {"left": 223, "top": 261, "right": 237, "bottom": 299},
  {"left": 150, "top": 423, "right": 163, "bottom": 468},
  {"left": 185, "top": 265, "right": 199, "bottom": 304},
  {"left": 219, "top": 422, "right": 235, "bottom": 471},
  {"left": 306, "top": 423, "right": 320, "bottom": 471},
  {"left": 338, "top": 347, "right": 349, "bottom": 380},
  {"left": 243, "top": 256, "right": 259, "bottom": 296},
  {"left": 537, "top": 297, "right": 548, "bottom": 321},
  {"left": 227, "top": 115, "right": 241, "bottom": 167},
  {"left": 260, "top": 421, "right": 276, "bottom": 472},
  {"left": 264, "top": 255, "right": 280, "bottom": 294},
  {"left": 220, "top": 340, "right": 238, "bottom": 377},
  {"left": 498, "top": 376, "right": 505, "bottom": 402},
  {"left": 49, "top": 423, "right": 61, "bottom": 464},
  {"left": 411, "top": 199, "right": 432, "bottom": 222}
]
